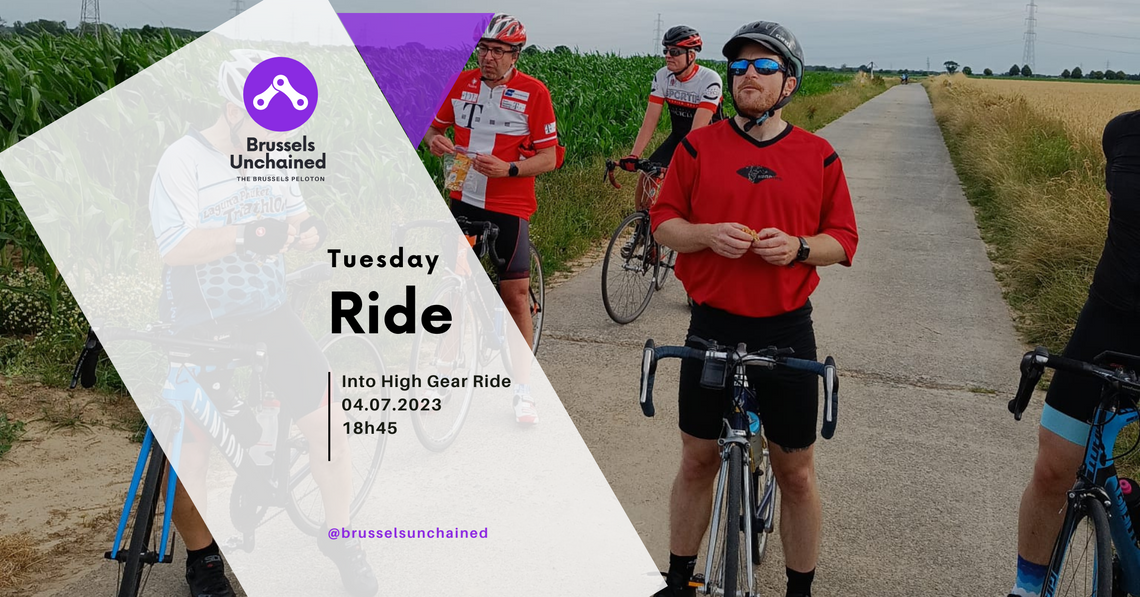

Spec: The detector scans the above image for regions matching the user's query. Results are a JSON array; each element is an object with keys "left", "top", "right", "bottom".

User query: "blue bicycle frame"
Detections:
[{"left": 1045, "top": 403, "right": 1140, "bottom": 596}]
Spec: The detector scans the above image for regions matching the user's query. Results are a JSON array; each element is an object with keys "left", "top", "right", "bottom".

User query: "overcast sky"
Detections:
[{"left": 2, "top": 0, "right": 1140, "bottom": 74}]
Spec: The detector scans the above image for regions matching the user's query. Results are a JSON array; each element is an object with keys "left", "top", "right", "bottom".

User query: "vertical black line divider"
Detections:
[{"left": 328, "top": 371, "right": 332, "bottom": 462}]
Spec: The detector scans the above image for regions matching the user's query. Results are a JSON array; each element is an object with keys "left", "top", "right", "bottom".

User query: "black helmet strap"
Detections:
[{"left": 734, "top": 71, "right": 789, "bottom": 132}]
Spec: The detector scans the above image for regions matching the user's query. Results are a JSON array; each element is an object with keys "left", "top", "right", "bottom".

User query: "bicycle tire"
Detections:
[
  {"left": 654, "top": 242, "right": 676, "bottom": 291},
  {"left": 284, "top": 334, "right": 390, "bottom": 535},
  {"left": 528, "top": 243, "right": 544, "bottom": 355},
  {"left": 752, "top": 439, "right": 776, "bottom": 565},
  {"left": 601, "top": 211, "right": 656, "bottom": 324},
  {"left": 722, "top": 444, "right": 744, "bottom": 597},
  {"left": 409, "top": 278, "right": 478, "bottom": 452},
  {"left": 1047, "top": 494, "right": 1113, "bottom": 597},
  {"left": 117, "top": 436, "right": 166, "bottom": 597}
]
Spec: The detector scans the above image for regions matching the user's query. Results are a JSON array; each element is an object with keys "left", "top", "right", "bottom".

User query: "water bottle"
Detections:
[
  {"left": 1121, "top": 478, "right": 1140, "bottom": 522},
  {"left": 494, "top": 305, "right": 504, "bottom": 338},
  {"left": 747, "top": 411, "right": 763, "bottom": 466},
  {"left": 248, "top": 398, "right": 280, "bottom": 467}
]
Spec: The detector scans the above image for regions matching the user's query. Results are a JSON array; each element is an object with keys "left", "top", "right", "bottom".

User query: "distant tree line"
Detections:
[{"left": 0, "top": 18, "right": 205, "bottom": 38}]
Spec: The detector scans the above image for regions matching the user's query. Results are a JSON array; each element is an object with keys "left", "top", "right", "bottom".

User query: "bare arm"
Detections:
[
  {"left": 473, "top": 145, "right": 557, "bottom": 178},
  {"left": 655, "top": 218, "right": 753, "bottom": 258},
  {"left": 423, "top": 127, "right": 455, "bottom": 156},
  {"left": 630, "top": 102, "right": 664, "bottom": 157},
  {"left": 690, "top": 107, "right": 715, "bottom": 132},
  {"left": 163, "top": 228, "right": 241, "bottom": 266},
  {"left": 750, "top": 229, "right": 848, "bottom": 267}
]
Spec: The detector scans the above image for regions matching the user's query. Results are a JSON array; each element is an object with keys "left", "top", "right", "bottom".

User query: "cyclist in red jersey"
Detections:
[
  {"left": 424, "top": 14, "right": 559, "bottom": 424},
  {"left": 648, "top": 22, "right": 858, "bottom": 597},
  {"left": 622, "top": 26, "right": 724, "bottom": 210}
]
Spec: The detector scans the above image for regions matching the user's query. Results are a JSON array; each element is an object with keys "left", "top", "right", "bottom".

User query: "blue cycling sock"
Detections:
[{"left": 1011, "top": 555, "right": 1047, "bottom": 597}]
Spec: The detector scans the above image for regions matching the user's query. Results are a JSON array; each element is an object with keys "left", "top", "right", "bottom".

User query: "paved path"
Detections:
[{"left": 541, "top": 83, "right": 1038, "bottom": 596}]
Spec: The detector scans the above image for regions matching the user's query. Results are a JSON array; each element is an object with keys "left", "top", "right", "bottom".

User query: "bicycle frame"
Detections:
[
  {"left": 1045, "top": 401, "right": 1140, "bottom": 596},
  {"left": 108, "top": 349, "right": 295, "bottom": 562}
]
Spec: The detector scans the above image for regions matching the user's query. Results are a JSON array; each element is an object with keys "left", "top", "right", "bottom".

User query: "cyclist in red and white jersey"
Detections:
[
  {"left": 623, "top": 26, "right": 725, "bottom": 209},
  {"left": 424, "top": 14, "right": 559, "bottom": 424}
]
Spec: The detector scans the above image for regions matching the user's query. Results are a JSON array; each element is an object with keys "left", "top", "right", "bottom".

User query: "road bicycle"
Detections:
[
  {"left": 394, "top": 216, "right": 544, "bottom": 451},
  {"left": 1009, "top": 347, "right": 1140, "bottom": 597},
  {"left": 639, "top": 336, "right": 839, "bottom": 596},
  {"left": 601, "top": 158, "right": 678, "bottom": 324},
  {"left": 71, "top": 262, "right": 388, "bottom": 597}
]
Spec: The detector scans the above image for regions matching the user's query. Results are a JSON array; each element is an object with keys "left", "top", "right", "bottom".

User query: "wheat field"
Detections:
[{"left": 963, "top": 77, "right": 1140, "bottom": 144}]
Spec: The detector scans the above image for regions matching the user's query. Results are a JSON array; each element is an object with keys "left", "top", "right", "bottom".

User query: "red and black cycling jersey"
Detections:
[
  {"left": 650, "top": 119, "right": 859, "bottom": 318},
  {"left": 1092, "top": 110, "right": 1140, "bottom": 311},
  {"left": 648, "top": 65, "right": 725, "bottom": 138}
]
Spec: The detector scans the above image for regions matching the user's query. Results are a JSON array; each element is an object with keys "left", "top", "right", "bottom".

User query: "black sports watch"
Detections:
[
  {"left": 794, "top": 236, "right": 810, "bottom": 262},
  {"left": 508, "top": 162, "right": 519, "bottom": 177}
]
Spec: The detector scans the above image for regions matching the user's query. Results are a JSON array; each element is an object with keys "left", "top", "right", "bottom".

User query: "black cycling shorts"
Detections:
[
  {"left": 450, "top": 200, "right": 530, "bottom": 281},
  {"left": 678, "top": 301, "right": 819, "bottom": 450},
  {"left": 648, "top": 134, "right": 683, "bottom": 167},
  {"left": 180, "top": 306, "right": 329, "bottom": 444},
  {"left": 1043, "top": 292, "right": 1140, "bottom": 444}
]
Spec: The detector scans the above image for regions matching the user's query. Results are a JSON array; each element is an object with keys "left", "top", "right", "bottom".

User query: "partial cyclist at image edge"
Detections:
[
  {"left": 423, "top": 13, "right": 560, "bottom": 425},
  {"left": 1008, "top": 110, "right": 1140, "bottom": 597},
  {"left": 623, "top": 25, "right": 724, "bottom": 209},
  {"left": 146, "top": 48, "right": 377, "bottom": 597},
  {"left": 647, "top": 20, "right": 858, "bottom": 597}
]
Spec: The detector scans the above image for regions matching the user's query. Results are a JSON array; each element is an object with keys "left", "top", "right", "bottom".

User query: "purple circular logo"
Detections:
[{"left": 242, "top": 57, "right": 318, "bottom": 132}]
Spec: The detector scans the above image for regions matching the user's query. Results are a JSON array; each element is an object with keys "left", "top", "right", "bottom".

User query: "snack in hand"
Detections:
[{"left": 741, "top": 226, "right": 761, "bottom": 242}]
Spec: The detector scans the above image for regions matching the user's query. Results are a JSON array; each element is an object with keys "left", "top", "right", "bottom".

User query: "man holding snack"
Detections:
[
  {"left": 423, "top": 14, "right": 559, "bottom": 424},
  {"left": 648, "top": 21, "right": 858, "bottom": 597}
]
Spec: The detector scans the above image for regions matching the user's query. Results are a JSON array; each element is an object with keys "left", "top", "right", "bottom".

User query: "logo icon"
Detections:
[
  {"left": 243, "top": 57, "right": 318, "bottom": 132},
  {"left": 736, "top": 165, "right": 779, "bottom": 184}
]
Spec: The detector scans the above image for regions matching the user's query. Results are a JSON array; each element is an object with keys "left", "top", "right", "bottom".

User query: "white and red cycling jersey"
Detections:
[
  {"left": 648, "top": 64, "right": 724, "bottom": 135},
  {"left": 432, "top": 68, "right": 558, "bottom": 220}
]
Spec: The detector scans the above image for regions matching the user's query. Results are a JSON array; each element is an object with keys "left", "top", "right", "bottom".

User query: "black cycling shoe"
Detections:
[
  {"left": 318, "top": 534, "right": 379, "bottom": 597},
  {"left": 185, "top": 554, "right": 235, "bottom": 597},
  {"left": 652, "top": 584, "right": 696, "bottom": 597}
]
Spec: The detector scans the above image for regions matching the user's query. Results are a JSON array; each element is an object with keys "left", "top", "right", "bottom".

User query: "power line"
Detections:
[
  {"left": 1039, "top": 39, "right": 1140, "bottom": 56},
  {"left": 1037, "top": 26, "right": 1140, "bottom": 42}
]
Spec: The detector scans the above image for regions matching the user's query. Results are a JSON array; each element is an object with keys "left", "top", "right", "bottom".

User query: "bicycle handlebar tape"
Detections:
[
  {"left": 297, "top": 216, "right": 328, "bottom": 249},
  {"left": 243, "top": 218, "right": 290, "bottom": 255},
  {"left": 1011, "top": 347, "right": 1050, "bottom": 421},
  {"left": 821, "top": 356, "right": 838, "bottom": 439},
  {"left": 640, "top": 339, "right": 658, "bottom": 417}
]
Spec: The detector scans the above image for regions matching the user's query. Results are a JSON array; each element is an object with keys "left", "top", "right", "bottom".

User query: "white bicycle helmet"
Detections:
[{"left": 217, "top": 49, "right": 279, "bottom": 107}]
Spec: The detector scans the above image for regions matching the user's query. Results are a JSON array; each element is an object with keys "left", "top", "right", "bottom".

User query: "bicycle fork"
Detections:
[{"left": 701, "top": 436, "right": 754, "bottom": 596}]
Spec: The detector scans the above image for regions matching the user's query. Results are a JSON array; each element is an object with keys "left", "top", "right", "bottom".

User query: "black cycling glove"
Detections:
[{"left": 242, "top": 218, "right": 290, "bottom": 255}]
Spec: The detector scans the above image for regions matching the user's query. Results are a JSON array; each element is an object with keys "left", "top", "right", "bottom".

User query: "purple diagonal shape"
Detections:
[{"left": 339, "top": 13, "right": 493, "bottom": 147}]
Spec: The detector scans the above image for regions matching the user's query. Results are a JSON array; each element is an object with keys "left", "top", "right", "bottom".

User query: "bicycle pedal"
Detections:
[{"left": 688, "top": 573, "right": 706, "bottom": 588}]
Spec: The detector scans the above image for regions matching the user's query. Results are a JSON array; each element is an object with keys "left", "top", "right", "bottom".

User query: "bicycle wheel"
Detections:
[
  {"left": 284, "top": 334, "right": 389, "bottom": 535},
  {"left": 654, "top": 241, "right": 676, "bottom": 291},
  {"left": 751, "top": 437, "right": 777, "bottom": 565},
  {"left": 116, "top": 435, "right": 167, "bottom": 597},
  {"left": 528, "top": 243, "right": 544, "bottom": 355},
  {"left": 601, "top": 211, "right": 656, "bottom": 324},
  {"left": 1046, "top": 494, "right": 1113, "bottom": 597},
  {"left": 410, "top": 278, "right": 479, "bottom": 451},
  {"left": 710, "top": 444, "right": 751, "bottom": 597}
]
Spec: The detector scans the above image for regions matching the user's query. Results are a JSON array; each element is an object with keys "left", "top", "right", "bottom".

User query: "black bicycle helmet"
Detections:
[
  {"left": 662, "top": 25, "right": 702, "bottom": 50},
  {"left": 722, "top": 21, "right": 805, "bottom": 129}
]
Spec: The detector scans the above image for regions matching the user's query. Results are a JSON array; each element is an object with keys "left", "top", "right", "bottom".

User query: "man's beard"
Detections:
[{"left": 733, "top": 82, "right": 782, "bottom": 119}]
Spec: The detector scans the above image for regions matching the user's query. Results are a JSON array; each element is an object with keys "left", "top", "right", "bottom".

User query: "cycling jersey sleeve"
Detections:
[
  {"left": 529, "top": 82, "right": 558, "bottom": 149},
  {"left": 699, "top": 73, "right": 723, "bottom": 113},
  {"left": 150, "top": 151, "right": 198, "bottom": 258},
  {"left": 819, "top": 148, "right": 859, "bottom": 266},
  {"left": 431, "top": 77, "right": 460, "bottom": 131},
  {"left": 650, "top": 138, "right": 697, "bottom": 232},
  {"left": 648, "top": 68, "right": 666, "bottom": 105}
]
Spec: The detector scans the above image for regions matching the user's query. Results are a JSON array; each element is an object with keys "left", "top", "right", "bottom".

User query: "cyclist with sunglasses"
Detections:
[
  {"left": 648, "top": 22, "right": 858, "bottom": 597},
  {"left": 424, "top": 14, "right": 559, "bottom": 424},
  {"left": 148, "top": 49, "right": 377, "bottom": 597},
  {"left": 622, "top": 26, "right": 724, "bottom": 210}
]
